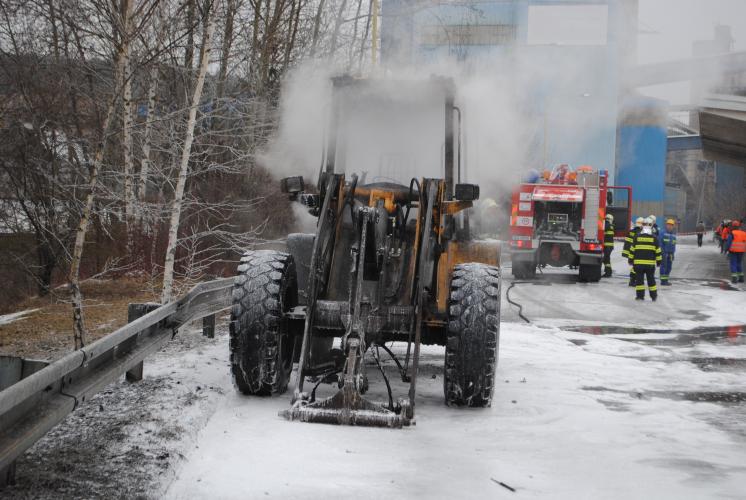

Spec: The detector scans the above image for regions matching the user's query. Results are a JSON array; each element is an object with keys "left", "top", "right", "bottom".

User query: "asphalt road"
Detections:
[{"left": 502, "top": 234, "right": 742, "bottom": 327}]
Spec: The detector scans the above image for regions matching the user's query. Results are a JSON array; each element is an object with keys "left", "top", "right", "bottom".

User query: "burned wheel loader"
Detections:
[{"left": 229, "top": 76, "right": 502, "bottom": 427}]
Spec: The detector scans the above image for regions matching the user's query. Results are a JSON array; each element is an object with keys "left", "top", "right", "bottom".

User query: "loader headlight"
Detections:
[{"left": 455, "top": 183, "right": 479, "bottom": 201}]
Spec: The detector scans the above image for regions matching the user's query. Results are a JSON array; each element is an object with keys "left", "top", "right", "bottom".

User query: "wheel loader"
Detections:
[{"left": 229, "top": 76, "right": 502, "bottom": 427}]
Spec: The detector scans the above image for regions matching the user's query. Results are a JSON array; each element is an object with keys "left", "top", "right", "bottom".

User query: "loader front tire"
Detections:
[
  {"left": 230, "top": 250, "right": 298, "bottom": 396},
  {"left": 444, "top": 263, "right": 501, "bottom": 407}
]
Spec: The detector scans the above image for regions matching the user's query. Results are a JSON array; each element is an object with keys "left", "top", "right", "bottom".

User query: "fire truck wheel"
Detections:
[
  {"left": 579, "top": 263, "right": 602, "bottom": 282},
  {"left": 444, "top": 263, "right": 501, "bottom": 407},
  {"left": 230, "top": 250, "right": 298, "bottom": 395},
  {"left": 512, "top": 260, "right": 536, "bottom": 279}
]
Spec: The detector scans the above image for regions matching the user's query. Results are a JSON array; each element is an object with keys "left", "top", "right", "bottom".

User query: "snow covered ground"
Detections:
[
  {"left": 165, "top": 236, "right": 746, "bottom": 499},
  {"left": 0, "top": 308, "right": 38, "bottom": 326},
  {"left": 5, "top": 236, "right": 745, "bottom": 499}
]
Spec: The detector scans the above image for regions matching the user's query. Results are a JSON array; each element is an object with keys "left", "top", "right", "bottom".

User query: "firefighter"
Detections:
[
  {"left": 659, "top": 218, "right": 677, "bottom": 286},
  {"left": 649, "top": 214, "right": 660, "bottom": 237},
  {"left": 603, "top": 213, "right": 615, "bottom": 277},
  {"left": 629, "top": 217, "right": 662, "bottom": 301},
  {"left": 623, "top": 217, "right": 643, "bottom": 286},
  {"left": 723, "top": 219, "right": 745, "bottom": 283},
  {"left": 696, "top": 221, "right": 706, "bottom": 247}
]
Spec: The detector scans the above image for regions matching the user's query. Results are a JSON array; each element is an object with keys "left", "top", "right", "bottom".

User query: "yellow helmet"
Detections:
[{"left": 666, "top": 218, "right": 675, "bottom": 225}]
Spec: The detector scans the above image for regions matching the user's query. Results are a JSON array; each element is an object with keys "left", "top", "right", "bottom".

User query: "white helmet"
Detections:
[
  {"left": 605, "top": 213, "right": 614, "bottom": 222},
  {"left": 649, "top": 215, "right": 657, "bottom": 223},
  {"left": 635, "top": 217, "right": 644, "bottom": 227},
  {"left": 643, "top": 217, "right": 653, "bottom": 226}
]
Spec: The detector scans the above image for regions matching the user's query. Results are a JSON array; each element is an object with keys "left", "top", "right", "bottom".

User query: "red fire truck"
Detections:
[{"left": 509, "top": 166, "right": 632, "bottom": 282}]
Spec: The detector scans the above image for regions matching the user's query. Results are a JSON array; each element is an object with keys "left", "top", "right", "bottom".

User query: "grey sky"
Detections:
[{"left": 637, "top": 0, "right": 746, "bottom": 104}]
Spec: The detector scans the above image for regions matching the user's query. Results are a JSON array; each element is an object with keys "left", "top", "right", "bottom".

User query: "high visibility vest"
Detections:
[{"left": 731, "top": 229, "right": 746, "bottom": 253}]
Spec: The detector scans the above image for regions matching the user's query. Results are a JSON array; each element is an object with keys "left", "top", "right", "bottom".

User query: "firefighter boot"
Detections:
[
  {"left": 650, "top": 291, "right": 658, "bottom": 302},
  {"left": 604, "top": 267, "right": 612, "bottom": 278}
]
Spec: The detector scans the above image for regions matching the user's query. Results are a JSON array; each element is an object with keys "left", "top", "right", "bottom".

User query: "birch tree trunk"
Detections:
[
  {"left": 161, "top": 12, "right": 216, "bottom": 304},
  {"left": 309, "top": 0, "right": 326, "bottom": 57},
  {"left": 69, "top": 0, "right": 131, "bottom": 348},
  {"left": 138, "top": 63, "right": 159, "bottom": 205},
  {"left": 138, "top": 6, "right": 167, "bottom": 209},
  {"left": 122, "top": 43, "right": 135, "bottom": 222}
]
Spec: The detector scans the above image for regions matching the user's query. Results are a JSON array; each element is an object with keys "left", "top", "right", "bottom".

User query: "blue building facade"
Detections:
[{"left": 616, "top": 95, "right": 669, "bottom": 222}]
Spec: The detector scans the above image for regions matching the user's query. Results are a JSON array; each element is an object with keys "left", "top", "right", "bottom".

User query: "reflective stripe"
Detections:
[
  {"left": 634, "top": 259, "right": 657, "bottom": 265},
  {"left": 635, "top": 244, "right": 657, "bottom": 251},
  {"left": 649, "top": 286, "right": 657, "bottom": 291},
  {"left": 635, "top": 286, "right": 645, "bottom": 291}
]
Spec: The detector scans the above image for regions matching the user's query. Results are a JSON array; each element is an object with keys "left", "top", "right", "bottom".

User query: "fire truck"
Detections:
[{"left": 509, "top": 166, "right": 632, "bottom": 282}]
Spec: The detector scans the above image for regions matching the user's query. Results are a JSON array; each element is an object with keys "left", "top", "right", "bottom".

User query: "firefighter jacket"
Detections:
[
  {"left": 622, "top": 227, "right": 640, "bottom": 259},
  {"left": 604, "top": 221, "right": 615, "bottom": 248},
  {"left": 659, "top": 229, "right": 677, "bottom": 254},
  {"left": 724, "top": 229, "right": 746, "bottom": 253},
  {"left": 629, "top": 231, "right": 662, "bottom": 266}
]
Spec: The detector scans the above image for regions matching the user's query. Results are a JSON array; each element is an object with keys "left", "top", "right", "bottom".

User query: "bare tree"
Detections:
[{"left": 161, "top": 5, "right": 216, "bottom": 303}]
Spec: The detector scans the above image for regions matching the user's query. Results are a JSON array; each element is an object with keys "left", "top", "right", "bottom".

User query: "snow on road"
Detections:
[
  {"left": 164, "top": 325, "right": 745, "bottom": 499},
  {"left": 0, "top": 308, "right": 38, "bottom": 326},
  {"left": 5, "top": 236, "right": 744, "bottom": 499},
  {"left": 164, "top": 237, "right": 746, "bottom": 499}
]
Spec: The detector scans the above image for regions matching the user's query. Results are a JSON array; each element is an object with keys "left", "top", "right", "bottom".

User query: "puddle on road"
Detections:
[
  {"left": 583, "top": 386, "right": 746, "bottom": 404},
  {"left": 696, "top": 280, "right": 740, "bottom": 291},
  {"left": 565, "top": 324, "right": 745, "bottom": 347},
  {"left": 689, "top": 357, "right": 746, "bottom": 372}
]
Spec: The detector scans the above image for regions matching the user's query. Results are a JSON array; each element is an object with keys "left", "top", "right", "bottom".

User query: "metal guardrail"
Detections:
[{"left": 0, "top": 278, "right": 233, "bottom": 486}]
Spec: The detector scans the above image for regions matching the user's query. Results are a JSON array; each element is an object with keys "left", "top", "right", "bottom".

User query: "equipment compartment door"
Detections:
[{"left": 606, "top": 186, "right": 632, "bottom": 236}]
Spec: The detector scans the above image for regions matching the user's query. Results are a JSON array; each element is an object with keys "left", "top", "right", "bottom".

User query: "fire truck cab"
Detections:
[{"left": 509, "top": 166, "right": 631, "bottom": 282}]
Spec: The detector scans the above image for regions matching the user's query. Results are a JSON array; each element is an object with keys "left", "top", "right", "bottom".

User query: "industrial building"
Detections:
[{"left": 380, "top": 0, "right": 746, "bottom": 230}]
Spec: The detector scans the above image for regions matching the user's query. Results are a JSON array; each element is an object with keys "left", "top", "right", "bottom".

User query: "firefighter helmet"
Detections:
[
  {"left": 635, "top": 217, "right": 644, "bottom": 227},
  {"left": 649, "top": 215, "right": 657, "bottom": 223},
  {"left": 643, "top": 217, "right": 653, "bottom": 226},
  {"left": 605, "top": 213, "right": 614, "bottom": 222}
]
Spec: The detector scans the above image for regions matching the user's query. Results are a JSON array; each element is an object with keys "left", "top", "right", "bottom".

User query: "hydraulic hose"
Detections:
[{"left": 506, "top": 280, "right": 531, "bottom": 323}]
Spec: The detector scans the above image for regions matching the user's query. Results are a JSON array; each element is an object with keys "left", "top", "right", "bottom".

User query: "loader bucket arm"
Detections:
[{"left": 280, "top": 181, "right": 438, "bottom": 427}]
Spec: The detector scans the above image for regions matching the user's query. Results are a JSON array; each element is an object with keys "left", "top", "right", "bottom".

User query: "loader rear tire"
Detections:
[
  {"left": 230, "top": 250, "right": 298, "bottom": 396},
  {"left": 444, "top": 263, "right": 501, "bottom": 407}
]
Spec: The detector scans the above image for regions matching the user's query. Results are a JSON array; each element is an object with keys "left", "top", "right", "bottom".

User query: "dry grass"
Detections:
[{"left": 0, "top": 278, "right": 159, "bottom": 361}]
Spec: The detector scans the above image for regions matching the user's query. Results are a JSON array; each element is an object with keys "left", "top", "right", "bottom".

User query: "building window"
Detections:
[{"left": 420, "top": 24, "right": 517, "bottom": 46}]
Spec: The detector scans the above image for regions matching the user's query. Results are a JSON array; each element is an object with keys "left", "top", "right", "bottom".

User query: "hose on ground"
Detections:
[{"left": 506, "top": 281, "right": 531, "bottom": 324}]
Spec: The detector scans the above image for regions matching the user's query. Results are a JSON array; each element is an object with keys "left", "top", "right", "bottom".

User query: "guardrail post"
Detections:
[
  {"left": 202, "top": 314, "right": 215, "bottom": 339},
  {"left": 125, "top": 303, "right": 160, "bottom": 382}
]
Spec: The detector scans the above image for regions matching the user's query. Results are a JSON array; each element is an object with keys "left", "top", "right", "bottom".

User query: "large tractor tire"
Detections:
[
  {"left": 230, "top": 250, "right": 298, "bottom": 395},
  {"left": 444, "top": 263, "right": 501, "bottom": 407},
  {"left": 579, "top": 263, "right": 602, "bottom": 283}
]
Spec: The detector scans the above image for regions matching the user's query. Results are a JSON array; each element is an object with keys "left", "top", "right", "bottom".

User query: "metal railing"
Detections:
[{"left": 0, "top": 278, "right": 233, "bottom": 487}]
